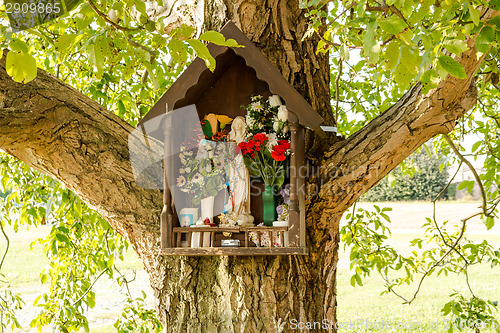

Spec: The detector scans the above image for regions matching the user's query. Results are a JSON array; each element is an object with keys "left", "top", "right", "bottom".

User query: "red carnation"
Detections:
[
  {"left": 254, "top": 140, "right": 263, "bottom": 152},
  {"left": 271, "top": 151, "right": 286, "bottom": 161},
  {"left": 253, "top": 133, "right": 268, "bottom": 142},
  {"left": 273, "top": 144, "right": 287, "bottom": 155},
  {"left": 278, "top": 140, "right": 290, "bottom": 150}
]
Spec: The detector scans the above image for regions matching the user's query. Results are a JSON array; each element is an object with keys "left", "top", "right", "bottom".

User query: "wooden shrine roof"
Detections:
[{"left": 138, "top": 21, "right": 324, "bottom": 132}]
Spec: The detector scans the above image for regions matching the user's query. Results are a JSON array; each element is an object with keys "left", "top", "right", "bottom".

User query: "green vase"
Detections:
[{"left": 262, "top": 185, "right": 277, "bottom": 226}]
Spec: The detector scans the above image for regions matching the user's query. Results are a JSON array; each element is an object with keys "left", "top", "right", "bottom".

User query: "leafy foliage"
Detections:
[{"left": 0, "top": 153, "right": 161, "bottom": 332}]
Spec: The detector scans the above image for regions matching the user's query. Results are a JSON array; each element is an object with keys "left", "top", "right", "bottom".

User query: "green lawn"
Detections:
[
  {"left": 2, "top": 201, "right": 500, "bottom": 332},
  {"left": 337, "top": 234, "right": 500, "bottom": 332}
]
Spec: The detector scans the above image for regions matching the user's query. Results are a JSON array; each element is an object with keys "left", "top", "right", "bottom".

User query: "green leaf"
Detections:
[
  {"left": 55, "top": 233, "right": 70, "bottom": 244},
  {"left": 9, "top": 38, "right": 29, "bottom": 53},
  {"left": 388, "top": 173, "right": 396, "bottom": 187},
  {"left": 54, "top": 34, "right": 78, "bottom": 51},
  {"left": 480, "top": 26, "right": 495, "bottom": 43},
  {"left": 457, "top": 180, "right": 469, "bottom": 191},
  {"left": 421, "top": 69, "right": 440, "bottom": 94},
  {"left": 340, "top": 43, "right": 349, "bottom": 61},
  {"left": 471, "top": 141, "right": 481, "bottom": 152},
  {"left": 397, "top": 29, "right": 414, "bottom": 46},
  {"left": 199, "top": 31, "right": 241, "bottom": 48},
  {"left": 437, "top": 55, "right": 467, "bottom": 79},
  {"left": 467, "top": 180, "right": 474, "bottom": 193},
  {"left": 484, "top": 216, "right": 495, "bottom": 230},
  {"left": 394, "top": 47, "right": 419, "bottom": 87},
  {"left": 442, "top": 39, "right": 468, "bottom": 55},
  {"left": 363, "top": 20, "right": 380, "bottom": 65},
  {"left": 377, "top": 15, "right": 407, "bottom": 35},
  {"left": 168, "top": 38, "right": 188, "bottom": 65},
  {"left": 488, "top": 0, "right": 500, "bottom": 10},
  {"left": 468, "top": 4, "right": 480, "bottom": 26},
  {"left": 87, "top": 43, "right": 104, "bottom": 79},
  {"left": 6, "top": 51, "right": 37, "bottom": 84},
  {"left": 187, "top": 39, "right": 216, "bottom": 71},
  {"left": 384, "top": 40, "right": 400, "bottom": 71}
]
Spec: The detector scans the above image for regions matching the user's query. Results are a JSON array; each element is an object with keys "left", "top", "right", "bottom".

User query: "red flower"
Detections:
[
  {"left": 278, "top": 140, "right": 290, "bottom": 150},
  {"left": 271, "top": 151, "right": 286, "bottom": 161},
  {"left": 273, "top": 144, "right": 287, "bottom": 155},
  {"left": 254, "top": 140, "right": 263, "bottom": 152},
  {"left": 253, "top": 133, "right": 268, "bottom": 142},
  {"left": 238, "top": 141, "right": 255, "bottom": 157}
]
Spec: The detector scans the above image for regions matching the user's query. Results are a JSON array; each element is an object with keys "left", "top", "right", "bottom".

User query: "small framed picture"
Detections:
[{"left": 179, "top": 208, "right": 198, "bottom": 227}]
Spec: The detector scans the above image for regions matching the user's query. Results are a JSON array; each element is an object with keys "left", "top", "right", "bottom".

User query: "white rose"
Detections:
[
  {"left": 273, "top": 121, "right": 279, "bottom": 132},
  {"left": 268, "top": 95, "right": 282, "bottom": 107},
  {"left": 277, "top": 105, "right": 288, "bottom": 122}
]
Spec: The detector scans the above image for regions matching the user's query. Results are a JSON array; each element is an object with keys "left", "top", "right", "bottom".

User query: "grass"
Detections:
[
  {"left": 337, "top": 200, "right": 500, "bottom": 332},
  {"left": 337, "top": 235, "right": 500, "bottom": 332},
  {"left": 2, "top": 201, "right": 500, "bottom": 332}
]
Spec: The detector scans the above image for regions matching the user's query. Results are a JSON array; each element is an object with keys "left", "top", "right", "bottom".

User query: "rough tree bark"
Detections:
[{"left": 0, "top": 1, "right": 497, "bottom": 332}]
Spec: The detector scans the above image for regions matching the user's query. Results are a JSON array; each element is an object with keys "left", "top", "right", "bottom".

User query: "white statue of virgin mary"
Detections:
[{"left": 226, "top": 116, "right": 254, "bottom": 226}]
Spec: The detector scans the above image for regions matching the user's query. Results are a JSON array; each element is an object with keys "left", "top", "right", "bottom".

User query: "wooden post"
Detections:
[
  {"left": 161, "top": 112, "right": 173, "bottom": 249},
  {"left": 288, "top": 111, "right": 300, "bottom": 247},
  {"left": 297, "top": 126, "right": 306, "bottom": 248}
]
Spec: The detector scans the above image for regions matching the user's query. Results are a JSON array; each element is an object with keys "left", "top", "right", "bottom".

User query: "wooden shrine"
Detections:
[{"left": 137, "top": 21, "right": 324, "bottom": 255}]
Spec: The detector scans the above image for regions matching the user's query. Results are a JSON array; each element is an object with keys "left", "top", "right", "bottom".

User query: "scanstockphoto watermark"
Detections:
[
  {"left": 245, "top": 164, "right": 381, "bottom": 197},
  {"left": 289, "top": 318, "right": 500, "bottom": 331}
]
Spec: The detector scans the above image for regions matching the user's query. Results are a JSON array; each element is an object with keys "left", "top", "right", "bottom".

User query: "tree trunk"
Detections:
[{"left": 0, "top": 1, "right": 497, "bottom": 332}]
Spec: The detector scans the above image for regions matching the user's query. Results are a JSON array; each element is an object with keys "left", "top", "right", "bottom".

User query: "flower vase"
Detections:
[
  {"left": 200, "top": 196, "right": 215, "bottom": 223},
  {"left": 200, "top": 196, "right": 215, "bottom": 247},
  {"left": 262, "top": 186, "right": 277, "bottom": 226}
]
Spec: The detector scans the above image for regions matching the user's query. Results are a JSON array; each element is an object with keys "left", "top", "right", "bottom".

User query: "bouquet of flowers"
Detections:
[
  {"left": 176, "top": 114, "right": 231, "bottom": 205},
  {"left": 238, "top": 133, "right": 290, "bottom": 188},
  {"left": 238, "top": 95, "right": 291, "bottom": 188},
  {"left": 244, "top": 95, "right": 289, "bottom": 139}
]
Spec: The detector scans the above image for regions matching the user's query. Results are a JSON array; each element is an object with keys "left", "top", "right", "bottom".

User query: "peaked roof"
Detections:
[{"left": 138, "top": 21, "right": 324, "bottom": 132}]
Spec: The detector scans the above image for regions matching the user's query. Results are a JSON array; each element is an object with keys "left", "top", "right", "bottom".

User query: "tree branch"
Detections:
[
  {"left": 310, "top": 10, "right": 500, "bottom": 224},
  {"left": 88, "top": 0, "right": 141, "bottom": 32},
  {"left": 443, "top": 134, "right": 490, "bottom": 217}
]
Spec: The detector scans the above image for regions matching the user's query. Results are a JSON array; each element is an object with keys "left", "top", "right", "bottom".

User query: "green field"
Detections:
[{"left": 1, "top": 201, "right": 499, "bottom": 332}]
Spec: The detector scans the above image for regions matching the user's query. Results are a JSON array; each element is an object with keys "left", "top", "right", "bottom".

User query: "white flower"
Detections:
[
  {"left": 251, "top": 102, "right": 263, "bottom": 111},
  {"left": 268, "top": 95, "right": 282, "bottom": 107},
  {"left": 273, "top": 121, "right": 279, "bottom": 132},
  {"left": 205, "top": 164, "right": 212, "bottom": 173},
  {"left": 179, "top": 168, "right": 185, "bottom": 174},
  {"left": 267, "top": 133, "right": 278, "bottom": 150},
  {"left": 251, "top": 95, "right": 262, "bottom": 102},
  {"left": 192, "top": 173, "right": 203, "bottom": 183},
  {"left": 246, "top": 115, "right": 255, "bottom": 127},
  {"left": 185, "top": 167, "right": 191, "bottom": 173},
  {"left": 277, "top": 105, "right": 288, "bottom": 122}
]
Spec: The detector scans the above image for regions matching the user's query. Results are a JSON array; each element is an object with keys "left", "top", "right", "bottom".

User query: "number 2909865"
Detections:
[{"left": 6, "top": 2, "right": 61, "bottom": 15}]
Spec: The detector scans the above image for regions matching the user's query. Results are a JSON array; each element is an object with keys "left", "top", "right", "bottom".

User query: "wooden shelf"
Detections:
[
  {"left": 160, "top": 247, "right": 308, "bottom": 256},
  {"left": 173, "top": 226, "right": 288, "bottom": 233}
]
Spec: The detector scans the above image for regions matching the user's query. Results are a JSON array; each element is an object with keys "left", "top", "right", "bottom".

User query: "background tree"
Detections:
[
  {"left": 0, "top": 0, "right": 499, "bottom": 332},
  {"left": 363, "top": 144, "right": 450, "bottom": 201}
]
